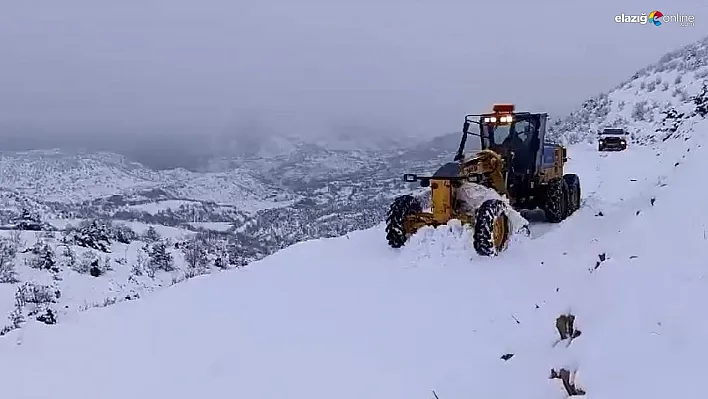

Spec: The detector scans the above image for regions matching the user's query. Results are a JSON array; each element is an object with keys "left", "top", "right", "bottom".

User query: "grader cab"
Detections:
[{"left": 385, "top": 103, "right": 581, "bottom": 256}]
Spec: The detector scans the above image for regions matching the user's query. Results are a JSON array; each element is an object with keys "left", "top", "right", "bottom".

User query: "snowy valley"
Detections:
[
  {"left": 2, "top": 96, "right": 708, "bottom": 398},
  {"left": 0, "top": 35, "right": 707, "bottom": 398}
]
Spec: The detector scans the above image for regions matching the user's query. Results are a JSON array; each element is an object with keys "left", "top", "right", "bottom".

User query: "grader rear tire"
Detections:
[
  {"left": 563, "top": 173, "right": 581, "bottom": 214},
  {"left": 473, "top": 199, "right": 511, "bottom": 256},
  {"left": 544, "top": 177, "right": 569, "bottom": 223}
]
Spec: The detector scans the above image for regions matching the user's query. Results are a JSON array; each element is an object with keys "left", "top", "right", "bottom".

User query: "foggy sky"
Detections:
[{"left": 0, "top": 0, "right": 705, "bottom": 150}]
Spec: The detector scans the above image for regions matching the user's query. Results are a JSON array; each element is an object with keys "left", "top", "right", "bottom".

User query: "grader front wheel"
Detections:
[
  {"left": 473, "top": 199, "right": 511, "bottom": 256},
  {"left": 385, "top": 195, "right": 423, "bottom": 248}
]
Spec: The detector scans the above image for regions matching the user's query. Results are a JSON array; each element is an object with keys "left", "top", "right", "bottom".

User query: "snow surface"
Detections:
[{"left": 2, "top": 116, "right": 706, "bottom": 398}]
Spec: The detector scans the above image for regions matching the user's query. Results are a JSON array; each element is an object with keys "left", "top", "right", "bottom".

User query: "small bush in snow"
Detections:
[
  {"left": 631, "top": 100, "right": 650, "bottom": 121},
  {"left": 73, "top": 251, "right": 112, "bottom": 276},
  {"left": 24, "top": 241, "right": 59, "bottom": 273},
  {"left": 15, "top": 281, "right": 59, "bottom": 306},
  {"left": 182, "top": 236, "right": 209, "bottom": 276},
  {"left": 13, "top": 208, "right": 44, "bottom": 231},
  {"left": 132, "top": 248, "right": 149, "bottom": 277},
  {"left": 657, "top": 107, "right": 686, "bottom": 136},
  {"left": 674, "top": 74, "right": 683, "bottom": 84},
  {"left": 213, "top": 240, "right": 238, "bottom": 270},
  {"left": 35, "top": 308, "right": 57, "bottom": 325},
  {"left": 0, "top": 237, "right": 19, "bottom": 283},
  {"left": 213, "top": 255, "right": 227, "bottom": 269},
  {"left": 109, "top": 223, "right": 138, "bottom": 244},
  {"left": 147, "top": 241, "right": 174, "bottom": 272},
  {"left": 8, "top": 230, "right": 24, "bottom": 248},
  {"left": 223, "top": 240, "right": 245, "bottom": 268},
  {"left": 1, "top": 305, "right": 24, "bottom": 335},
  {"left": 58, "top": 245, "right": 77, "bottom": 271},
  {"left": 693, "top": 82, "right": 708, "bottom": 117},
  {"left": 142, "top": 226, "right": 161, "bottom": 243},
  {"left": 63, "top": 219, "right": 112, "bottom": 252},
  {"left": 14, "top": 282, "right": 60, "bottom": 326}
]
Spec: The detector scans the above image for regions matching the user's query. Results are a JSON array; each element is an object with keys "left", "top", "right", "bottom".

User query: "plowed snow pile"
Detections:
[{"left": 1, "top": 120, "right": 707, "bottom": 399}]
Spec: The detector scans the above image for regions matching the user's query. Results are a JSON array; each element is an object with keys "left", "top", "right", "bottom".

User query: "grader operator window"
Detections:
[
  {"left": 480, "top": 118, "right": 529, "bottom": 148},
  {"left": 457, "top": 106, "right": 541, "bottom": 162},
  {"left": 483, "top": 124, "right": 512, "bottom": 146}
]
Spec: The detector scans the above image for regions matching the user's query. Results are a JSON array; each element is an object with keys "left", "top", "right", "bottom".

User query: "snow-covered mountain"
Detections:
[
  {"left": 2, "top": 109, "right": 707, "bottom": 398},
  {"left": 0, "top": 149, "right": 294, "bottom": 211},
  {"left": 548, "top": 36, "right": 708, "bottom": 144}
]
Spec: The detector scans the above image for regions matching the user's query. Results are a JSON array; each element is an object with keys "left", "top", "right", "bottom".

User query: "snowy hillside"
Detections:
[
  {"left": 0, "top": 149, "right": 292, "bottom": 210},
  {"left": 549, "top": 35, "right": 708, "bottom": 144},
  {"left": 2, "top": 111, "right": 707, "bottom": 397},
  {"left": 0, "top": 218, "right": 244, "bottom": 336}
]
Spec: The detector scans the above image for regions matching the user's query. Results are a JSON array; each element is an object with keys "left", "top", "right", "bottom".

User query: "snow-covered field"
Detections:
[
  {"left": 128, "top": 200, "right": 200, "bottom": 214},
  {"left": 188, "top": 222, "right": 234, "bottom": 232},
  {"left": 0, "top": 114, "right": 705, "bottom": 398}
]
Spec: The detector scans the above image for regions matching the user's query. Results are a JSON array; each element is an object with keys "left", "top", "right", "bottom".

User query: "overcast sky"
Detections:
[{"left": 0, "top": 0, "right": 705, "bottom": 145}]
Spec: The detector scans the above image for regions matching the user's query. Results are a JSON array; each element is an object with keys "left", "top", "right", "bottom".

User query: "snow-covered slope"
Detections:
[
  {"left": 1, "top": 107, "right": 706, "bottom": 397},
  {"left": 0, "top": 218, "right": 245, "bottom": 336},
  {"left": 0, "top": 149, "right": 292, "bottom": 211},
  {"left": 549, "top": 36, "right": 708, "bottom": 144}
]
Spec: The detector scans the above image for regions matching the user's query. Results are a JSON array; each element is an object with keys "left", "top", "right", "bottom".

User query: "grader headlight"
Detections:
[{"left": 483, "top": 115, "right": 513, "bottom": 124}]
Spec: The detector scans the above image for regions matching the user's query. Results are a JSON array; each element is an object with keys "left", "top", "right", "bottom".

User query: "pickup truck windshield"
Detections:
[{"left": 601, "top": 129, "right": 627, "bottom": 135}]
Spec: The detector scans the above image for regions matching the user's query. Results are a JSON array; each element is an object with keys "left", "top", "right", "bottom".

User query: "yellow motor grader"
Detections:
[{"left": 385, "top": 103, "right": 581, "bottom": 256}]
